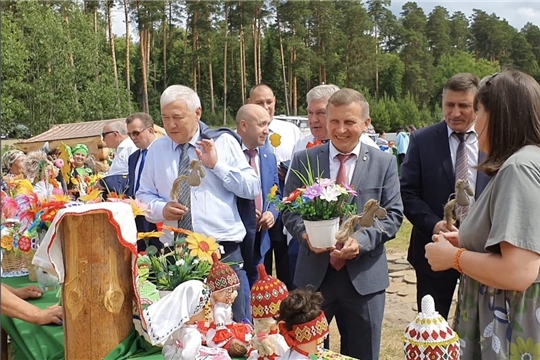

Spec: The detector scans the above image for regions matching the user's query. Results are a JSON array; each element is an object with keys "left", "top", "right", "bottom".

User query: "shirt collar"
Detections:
[
  {"left": 447, "top": 124, "right": 477, "bottom": 139},
  {"left": 172, "top": 126, "right": 201, "bottom": 150},
  {"left": 241, "top": 143, "right": 258, "bottom": 153},
  {"left": 328, "top": 140, "right": 362, "bottom": 160}
]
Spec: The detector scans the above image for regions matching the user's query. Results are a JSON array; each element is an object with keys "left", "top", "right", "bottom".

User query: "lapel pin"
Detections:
[{"left": 363, "top": 156, "right": 367, "bottom": 161}]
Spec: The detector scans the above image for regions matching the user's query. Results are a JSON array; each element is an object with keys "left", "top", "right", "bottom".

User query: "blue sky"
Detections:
[
  {"left": 391, "top": 1, "right": 540, "bottom": 31},
  {"left": 112, "top": 1, "right": 540, "bottom": 37}
]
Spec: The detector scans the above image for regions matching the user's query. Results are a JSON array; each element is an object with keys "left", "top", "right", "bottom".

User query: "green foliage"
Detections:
[{"left": 2, "top": 0, "right": 536, "bottom": 136}]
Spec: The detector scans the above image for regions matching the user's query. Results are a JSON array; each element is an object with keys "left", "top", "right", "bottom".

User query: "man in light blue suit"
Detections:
[{"left": 236, "top": 104, "right": 281, "bottom": 287}]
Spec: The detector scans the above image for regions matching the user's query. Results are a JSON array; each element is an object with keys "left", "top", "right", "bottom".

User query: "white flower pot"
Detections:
[{"left": 303, "top": 218, "right": 339, "bottom": 249}]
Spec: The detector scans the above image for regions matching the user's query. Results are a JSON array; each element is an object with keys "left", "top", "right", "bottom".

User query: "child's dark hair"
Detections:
[{"left": 277, "top": 288, "right": 324, "bottom": 331}]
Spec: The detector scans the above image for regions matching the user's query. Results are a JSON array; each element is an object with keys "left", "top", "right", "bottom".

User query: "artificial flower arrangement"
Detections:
[
  {"left": 267, "top": 160, "right": 357, "bottom": 248},
  {"left": 136, "top": 225, "right": 221, "bottom": 292}
]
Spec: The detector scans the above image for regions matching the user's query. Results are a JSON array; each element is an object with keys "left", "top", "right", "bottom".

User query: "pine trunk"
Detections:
[
  {"left": 223, "top": 3, "right": 228, "bottom": 125},
  {"left": 240, "top": 26, "right": 246, "bottom": 103},
  {"left": 123, "top": 0, "right": 131, "bottom": 111},
  {"left": 276, "top": 12, "right": 289, "bottom": 115}
]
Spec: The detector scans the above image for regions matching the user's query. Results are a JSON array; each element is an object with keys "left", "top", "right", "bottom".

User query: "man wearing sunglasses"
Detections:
[{"left": 102, "top": 121, "right": 137, "bottom": 176}]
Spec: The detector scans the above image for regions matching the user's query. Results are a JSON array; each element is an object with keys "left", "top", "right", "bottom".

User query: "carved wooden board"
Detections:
[{"left": 60, "top": 212, "right": 133, "bottom": 359}]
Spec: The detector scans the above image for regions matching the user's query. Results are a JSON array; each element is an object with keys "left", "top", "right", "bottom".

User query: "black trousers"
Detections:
[{"left": 415, "top": 269, "right": 460, "bottom": 319}]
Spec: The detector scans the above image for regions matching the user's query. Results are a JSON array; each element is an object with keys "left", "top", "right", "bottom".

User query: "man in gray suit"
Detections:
[{"left": 282, "top": 88, "right": 403, "bottom": 360}]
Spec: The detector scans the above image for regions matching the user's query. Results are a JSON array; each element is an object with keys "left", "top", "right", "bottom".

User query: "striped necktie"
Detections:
[{"left": 177, "top": 143, "right": 192, "bottom": 231}]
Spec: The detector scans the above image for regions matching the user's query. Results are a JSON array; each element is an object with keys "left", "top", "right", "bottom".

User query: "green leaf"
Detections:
[{"left": 146, "top": 245, "right": 158, "bottom": 256}]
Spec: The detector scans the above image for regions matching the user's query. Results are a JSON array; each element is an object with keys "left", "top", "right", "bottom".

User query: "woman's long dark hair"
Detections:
[{"left": 476, "top": 70, "right": 540, "bottom": 177}]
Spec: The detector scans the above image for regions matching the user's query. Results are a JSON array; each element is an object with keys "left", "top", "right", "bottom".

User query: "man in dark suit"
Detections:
[
  {"left": 400, "top": 73, "right": 491, "bottom": 319},
  {"left": 125, "top": 112, "right": 160, "bottom": 253},
  {"left": 282, "top": 89, "right": 403, "bottom": 359},
  {"left": 236, "top": 104, "right": 281, "bottom": 287}
]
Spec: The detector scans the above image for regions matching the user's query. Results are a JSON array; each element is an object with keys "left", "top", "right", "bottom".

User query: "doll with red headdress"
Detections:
[
  {"left": 277, "top": 288, "right": 329, "bottom": 359},
  {"left": 143, "top": 280, "right": 231, "bottom": 360},
  {"left": 247, "top": 263, "right": 289, "bottom": 360},
  {"left": 205, "top": 253, "right": 253, "bottom": 357}
]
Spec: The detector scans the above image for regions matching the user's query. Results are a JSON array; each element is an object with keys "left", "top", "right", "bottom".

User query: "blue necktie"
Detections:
[{"left": 134, "top": 149, "right": 148, "bottom": 194}]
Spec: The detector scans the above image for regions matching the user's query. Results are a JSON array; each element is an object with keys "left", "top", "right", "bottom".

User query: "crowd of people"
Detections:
[{"left": 2, "top": 69, "right": 540, "bottom": 359}]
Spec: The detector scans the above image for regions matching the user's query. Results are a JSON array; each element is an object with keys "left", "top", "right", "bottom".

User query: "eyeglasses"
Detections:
[
  {"left": 127, "top": 127, "right": 151, "bottom": 138},
  {"left": 101, "top": 131, "right": 117, "bottom": 139}
]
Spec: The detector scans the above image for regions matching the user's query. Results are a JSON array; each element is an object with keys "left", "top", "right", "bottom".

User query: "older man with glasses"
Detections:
[{"left": 102, "top": 121, "right": 137, "bottom": 176}]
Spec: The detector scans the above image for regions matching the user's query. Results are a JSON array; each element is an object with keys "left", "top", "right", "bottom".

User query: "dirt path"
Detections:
[{"left": 327, "top": 249, "right": 457, "bottom": 359}]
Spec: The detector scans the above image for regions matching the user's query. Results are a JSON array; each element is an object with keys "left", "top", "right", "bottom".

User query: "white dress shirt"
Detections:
[
  {"left": 108, "top": 137, "right": 138, "bottom": 175},
  {"left": 134, "top": 140, "right": 155, "bottom": 187},
  {"left": 447, "top": 125, "right": 478, "bottom": 192},
  {"left": 137, "top": 128, "right": 260, "bottom": 245},
  {"left": 268, "top": 119, "right": 304, "bottom": 163},
  {"left": 329, "top": 141, "right": 362, "bottom": 184}
]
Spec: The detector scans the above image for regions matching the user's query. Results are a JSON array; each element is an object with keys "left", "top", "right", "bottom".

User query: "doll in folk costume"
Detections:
[
  {"left": 23, "top": 151, "right": 63, "bottom": 199},
  {"left": 277, "top": 288, "right": 329, "bottom": 360},
  {"left": 205, "top": 253, "right": 253, "bottom": 357},
  {"left": 144, "top": 280, "right": 231, "bottom": 360},
  {"left": 247, "top": 264, "right": 289, "bottom": 360}
]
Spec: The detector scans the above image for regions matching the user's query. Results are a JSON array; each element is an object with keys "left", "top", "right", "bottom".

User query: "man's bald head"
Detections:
[
  {"left": 236, "top": 104, "right": 271, "bottom": 149},
  {"left": 247, "top": 84, "right": 276, "bottom": 118},
  {"left": 236, "top": 104, "right": 269, "bottom": 124}
]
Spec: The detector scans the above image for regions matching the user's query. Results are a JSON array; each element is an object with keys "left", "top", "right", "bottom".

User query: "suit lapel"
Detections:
[
  {"left": 433, "top": 122, "right": 455, "bottom": 189},
  {"left": 350, "top": 143, "right": 370, "bottom": 190},
  {"left": 312, "top": 144, "right": 330, "bottom": 180}
]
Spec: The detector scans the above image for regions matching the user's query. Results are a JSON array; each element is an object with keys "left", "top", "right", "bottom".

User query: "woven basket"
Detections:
[
  {"left": 1, "top": 250, "right": 29, "bottom": 274},
  {"left": 23, "top": 251, "right": 37, "bottom": 281}
]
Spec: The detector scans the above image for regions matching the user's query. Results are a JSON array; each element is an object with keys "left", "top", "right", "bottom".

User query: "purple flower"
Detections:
[
  {"left": 342, "top": 183, "right": 357, "bottom": 196},
  {"left": 304, "top": 183, "right": 323, "bottom": 199}
]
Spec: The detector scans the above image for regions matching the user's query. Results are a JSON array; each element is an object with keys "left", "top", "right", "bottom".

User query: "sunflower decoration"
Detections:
[
  {"left": 140, "top": 225, "right": 222, "bottom": 291},
  {"left": 184, "top": 230, "right": 220, "bottom": 263}
]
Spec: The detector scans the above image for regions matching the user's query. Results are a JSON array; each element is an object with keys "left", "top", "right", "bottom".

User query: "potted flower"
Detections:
[
  {"left": 137, "top": 226, "right": 221, "bottom": 297},
  {"left": 268, "top": 167, "right": 357, "bottom": 248}
]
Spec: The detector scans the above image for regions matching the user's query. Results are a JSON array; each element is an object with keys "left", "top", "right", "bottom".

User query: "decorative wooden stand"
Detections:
[{"left": 60, "top": 213, "right": 133, "bottom": 359}]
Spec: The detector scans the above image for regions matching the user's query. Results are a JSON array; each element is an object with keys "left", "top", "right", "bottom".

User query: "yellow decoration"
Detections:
[
  {"left": 58, "top": 142, "right": 72, "bottom": 182},
  {"left": 184, "top": 230, "right": 220, "bottom": 263},
  {"left": 128, "top": 199, "right": 147, "bottom": 217},
  {"left": 137, "top": 231, "right": 164, "bottom": 240},
  {"left": 78, "top": 189, "right": 103, "bottom": 203},
  {"left": 270, "top": 184, "right": 278, "bottom": 197},
  {"left": 269, "top": 133, "right": 281, "bottom": 147},
  {"left": 1, "top": 236, "right": 13, "bottom": 251}
]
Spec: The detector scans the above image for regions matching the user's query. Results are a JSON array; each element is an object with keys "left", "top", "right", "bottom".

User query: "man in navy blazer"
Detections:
[
  {"left": 400, "top": 73, "right": 491, "bottom": 319},
  {"left": 125, "top": 112, "right": 161, "bottom": 253},
  {"left": 236, "top": 104, "right": 281, "bottom": 287}
]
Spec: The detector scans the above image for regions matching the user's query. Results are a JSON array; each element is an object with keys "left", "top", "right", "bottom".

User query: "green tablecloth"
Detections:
[{"left": 1, "top": 276, "right": 162, "bottom": 360}]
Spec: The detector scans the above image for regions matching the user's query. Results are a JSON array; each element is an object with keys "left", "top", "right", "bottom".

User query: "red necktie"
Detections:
[
  {"left": 245, "top": 149, "right": 263, "bottom": 212},
  {"left": 331, "top": 153, "right": 354, "bottom": 271}
]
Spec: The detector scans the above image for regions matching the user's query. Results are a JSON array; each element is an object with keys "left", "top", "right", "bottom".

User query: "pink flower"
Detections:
[{"left": 317, "top": 178, "right": 335, "bottom": 188}]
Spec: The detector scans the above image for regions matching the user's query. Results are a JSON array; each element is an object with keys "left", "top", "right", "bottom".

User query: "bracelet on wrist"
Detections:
[{"left": 454, "top": 248, "right": 467, "bottom": 273}]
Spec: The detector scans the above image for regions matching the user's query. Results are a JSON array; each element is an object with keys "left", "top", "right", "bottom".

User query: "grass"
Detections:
[{"left": 387, "top": 218, "right": 412, "bottom": 252}]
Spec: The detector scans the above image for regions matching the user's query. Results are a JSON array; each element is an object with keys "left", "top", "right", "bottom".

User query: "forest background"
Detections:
[{"left": 3, "top": 0, "right": 540, "bottom": 138}]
